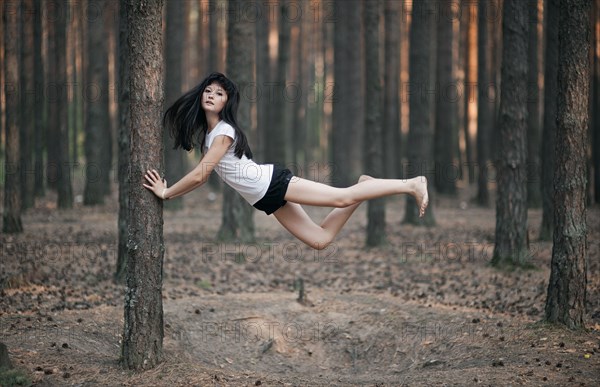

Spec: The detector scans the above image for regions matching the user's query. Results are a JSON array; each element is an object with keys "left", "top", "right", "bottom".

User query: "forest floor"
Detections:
[{"left": 1, "top": 182, "right": 599, "bottom": 386}]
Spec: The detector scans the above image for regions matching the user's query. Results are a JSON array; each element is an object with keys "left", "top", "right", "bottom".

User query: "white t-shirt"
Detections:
[{"left": 204, "top": 121, "right": 273, "bottom": 205}]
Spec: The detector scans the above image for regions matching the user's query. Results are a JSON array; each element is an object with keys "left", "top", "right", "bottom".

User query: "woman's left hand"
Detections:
[{"left": 143, "top": 169, "right": 168, "bottom": 199}]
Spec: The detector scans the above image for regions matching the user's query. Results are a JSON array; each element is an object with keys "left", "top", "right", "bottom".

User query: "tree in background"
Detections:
[
  {"left": 540, "top": 0, "right": 559, "bottom": 241},
  {"left": 217, "top": 0, "right": 256, "bottom": 243},
  {"left": 544, "top": 0, "right": 591, "bottom": 330},
  {"left": 33, "top": 0, "right": 45, "bottom": 199},
  {"left": 476, "top": 0, "right": 491, "bottom": 207},
  {"left": 383, "top": 0, "right": 400, "bottom": 180},
  {"left": 492, "top": 0, "right": 529, "bottom": 268},
  {"left": 121, "top": 0, "right": 165, "bottom": 370},
  {"left": 3, "top": 0, "right": 23, "bottom": 233},
  {"left": 527, "top": 0, "right": 542, "bottom": 208},
  {"left": 20, "top": 0, "right": 35, "bottom": 210},
  {"left": 364, "top": 0, "right": 385, "bottom": 246},
  {"left": 404, "top": 0, "right": 435, "bottom": 226}
]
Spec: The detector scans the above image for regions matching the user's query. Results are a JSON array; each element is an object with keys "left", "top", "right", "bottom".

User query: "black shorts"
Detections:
[{"left": 253, "top": 166, "right": 293, "bottom": 215}]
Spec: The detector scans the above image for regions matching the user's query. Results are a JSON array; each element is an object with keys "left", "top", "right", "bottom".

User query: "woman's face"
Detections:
[{"left": 201, "top": 82, "right": 228, "bottom": 115}]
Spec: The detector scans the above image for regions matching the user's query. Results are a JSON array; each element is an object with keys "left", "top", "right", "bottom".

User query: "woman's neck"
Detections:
[{"left": 206, "top": 113, "right": 221, "bottom": 132}]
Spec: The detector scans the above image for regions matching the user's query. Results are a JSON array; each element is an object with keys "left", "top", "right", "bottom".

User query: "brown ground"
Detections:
[{"left": 1, "top": 183, "right": 599, "bottom": 386}]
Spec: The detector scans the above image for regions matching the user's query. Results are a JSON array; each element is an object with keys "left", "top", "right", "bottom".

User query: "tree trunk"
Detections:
[
  {"left": 121, "top": 0, "right": 165, "bottom": 370},
  {"left": 84, "top": 0, "right": 108, "bottom": 205},
  {"left": 492, "top": 0, "right": 529, "bottom": 268},
  {"left": 217, "top": 0, "right": 256, "bottom": 243},
  {"left": 46, "top": 1, "right": 58, "bottom": 190},
  {"left": 3, "top": 0, "right": 23, "bottom": 233},
  {"left": 255, "top": 4, "right": 270, "bottom": 162},
  {"left": 544, "top": 0, "right": 590, "bottom": 330},
  {"left": 461, "top": 5, "right": 474, "bottom": 184},
  {"left": 56, "top": 0, "right": 72, "bottom": 209},
  {"left": 434, "top": 0, "right": 457, "bottom": 195},
  {"left": 364, "top": 0, "right": 386, "bottom": 247},
  {"left": 115, "top": 0, "right": 130, "bottom": 283},
  {"left": 592, "top": 0, "right": 600, "bottom": 205},
  {"left": 383, "top": 0, "right": 400, "bottom": 179},
  {"left": 476, "top": 0, "right": 491, "bottom": 206},
  {"left": 527, "top": 0, "right": 542, "bottom": 208},
  {"left": 540, "top": 0, "right": 559, "bottom": 241},
  {"left": 163, "top": 0, "right": 186, "bottom": 210},
  {"left": 99, "top": 2, "right": 113, "bottom": 197},
  {"left": 20, "top": 0, "right": 35, "bottom": 210},
  {"left": 331, "top": 0, "right": 363, "bottom": 187},
  {"left": 33, "top": 0, "right": 45, "bottom": 198},
  {"left": 404, "top": 0, "right": 436, "bottom": 226}
]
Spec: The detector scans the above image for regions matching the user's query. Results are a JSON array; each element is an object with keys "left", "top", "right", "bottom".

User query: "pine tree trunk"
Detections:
[
  {"left": 544, "top": 0, "right": 590, "bottom": 330},
  {"left": 332, "top": 0, "right": 363, "bottom": 187},
  {"left": 592, "top": 0, "right": 600, "bottom": 205},
  {"left": 217, "top": 0, "right": 255, "bottom": 243},
  {"left": 46, "top": 1, "right": 59, "bottom": 190},
  {"left": 33, "top": 0, "right": 45, "bottom": 198},
  {"left": 461, "top": 8, "right": 474, "bottom": 184},
  {"left": 476, "top": 0, "right": 491, "bottom": 206},
  {"left": 55, "top": 0, "right": 72, "bottom": 209},
  {"left": 492, "top": 0, "right": 529, "bottom": 268},
  {"left": 121, "top": 0, "right": 165, "bottom": 370},
  {"left": 84, "top": 0, "right": 108, "bottom": 205},
  {"left": 540, "top": 0, "right": 559, "bottom": 241},
  {"left": 527, "top": 0, "right": 542, "bottom": 208},
  {"left": 404, "top": 0, "right": 435, "bottom": 226},
  {"left": 364, "top": 0, "right": 386, "bottom": 247},
  {"left": 383, "top": 0, "right": 400, "bottom": 179},
  {"left": 115, "top": 0, "right": 130, "bottom": 283},
  {"left": 99, "top": 3, "right": 113, "bottom": 197},
  {"left": 20, "top": 0, "right": 35, "bottom": 210},
  {"left": 255, "top": 7, "right": 270, "bottom": 162},
  {"left": 3, "top": 0, "right": 23, "bottom": 233},
  {"left": 434, "top": 0, "right": 457, "bottom": 195}
]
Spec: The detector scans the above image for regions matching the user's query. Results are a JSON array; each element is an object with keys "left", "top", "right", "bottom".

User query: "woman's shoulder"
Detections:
[{"left": 215, "top": 121, "right": 236, "bottom": 137}]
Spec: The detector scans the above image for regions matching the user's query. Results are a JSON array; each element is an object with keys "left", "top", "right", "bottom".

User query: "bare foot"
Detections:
[{"left": 412, "top": 176, "right": 429, "bottom": 217}]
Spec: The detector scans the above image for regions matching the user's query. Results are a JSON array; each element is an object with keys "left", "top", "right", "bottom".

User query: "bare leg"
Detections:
[
  {"left": 273, "top": 175, "right": 372, "bottom": 250},
  {"left": 284, "top": 175, "right": 429, "bottom": 217}
]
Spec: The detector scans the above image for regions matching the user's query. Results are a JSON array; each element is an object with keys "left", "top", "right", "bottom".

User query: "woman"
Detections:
[{"left": 144, "top": 72, "right": 428, "bottom": 250}]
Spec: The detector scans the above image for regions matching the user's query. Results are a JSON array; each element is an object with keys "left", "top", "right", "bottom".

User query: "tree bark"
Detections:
[
  {"left": 544, "top": 0, "right": 590, "bottom": 330},
  {"left": 115, "top": 0, "right": 130, "bottom": 283},
  {"left": 255, "top": 4, "right": 270, "bottom": 162},
  {"left": 3, "top": 0, "right": 23, "bottom": 233},
  {"left": 540, "top": 0, "right": 559, "bottom": 241},
  {"left": 592, "top": 0, "right": 600, "bottom": 205},
  {"left": 476, "top": 0, "right": 491, "bottom": 206},
  {"left": 434, "top": 0, "right": 457, "bottom": 195},
  {"left": 20, "top": 0, "right": 35, "bottom": 210},
  {"left": 33, "top": 0, "right": 45, "bottom": 198},
  {"left": 121, "top": 0, "right": 165, "bottom": 370},
  {"left": 331, "top": 0, "right": 363, "bottom": 187},
  {"left": 383, "top": 0, "right": 400, "bottom": 179},
  {"left": 84, "top": 0, "right": 109, "bottom": 205},
  {"left": 527, "top": 0, "right": 542, "bottom": 208},
  {"left": 492, "top": 0, "right": 529, "bottom": 268},
  {"left": 217, "top": 0, "right": 256, "bottom": 243},
  {"left": 364, "top": 0, "right": 386, "bottom": 247},
  {"left": 404, "top": 0, "right": 436, "bottom": 226}
]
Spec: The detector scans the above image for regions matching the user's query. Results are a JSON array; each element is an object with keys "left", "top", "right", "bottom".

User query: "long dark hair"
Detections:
[{"left": 163, "top": 72, "right": 252, "bottom": 159}]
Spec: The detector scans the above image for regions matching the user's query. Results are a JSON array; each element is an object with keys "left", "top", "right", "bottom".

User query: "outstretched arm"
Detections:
[{"left": 143, "top": 135, "right": 233, "bottom": 200}]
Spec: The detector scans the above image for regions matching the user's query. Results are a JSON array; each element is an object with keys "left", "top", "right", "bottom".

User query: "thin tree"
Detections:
[
  {"left": 3, "top": 0, "right": 23, "bottom": 233},
  {"left": 476, "top": 0, "right": 491, "bottom": 206},
  {"left": 163, "top": 0, "right": 186, "bottom": 210},
  {"left": 527, "top": 0, "right": 542, "bottom": 208},
  {"left": 121, "top": 0, "right": 165, "bottom": 370},
  {"left": 434, "top": 0, "right": 457, "bottom": 195},
  {"left": 364, "top": 0, "right": 385, "bottom": 246},
  {"left": 383, "top": 0, "right": 400, "bottom": 179},
  {"left": 217, "top": 0, "right": 256, "bottom": 243},
  {"left": 115, "top": 0, "right": 130, "bottom": 283},
  {"left": 544, "top": 0, "right": 591, "bottom": 330},
  {"left": 20, "top": 0, "right": 35, "bottom": 210},
  {"left": 84, "top": 0, "right": 109, "bottom": 205},
  {"left": 592, "top": 0, "right": 600, "bottom": 205},
  {"left": 331, "top": 0, "right": 363, "bottom": 187},
  {"left": 404, "top": 0, "right": 436, "bottom": 226},
  {"left": 255, "top": 2, "right": 270, "bottom": 162},
  {"left": 461, "top": 4, "right": 474, "bottom": 184},
  {"left": 492, "top": 0, "right": 529, "bottom": 268},
  {"left": 33, "top": 0, "right": 45, "bottom": 198},
  {"left": 540, "top": 0, "right": 559, "bottom": 241}
]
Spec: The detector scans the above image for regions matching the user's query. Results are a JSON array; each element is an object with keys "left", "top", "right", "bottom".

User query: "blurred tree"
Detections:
[
  {"left": 20, "top": 0, "right": 35, "bottom": 210},
  {"left": 476, "top": 0, "right": 491, "bottom": 206},
  {"left": 492, "top": 0, "right": 529, "bottom": 268},
  {"left": 163, "top": 0, "right": 186, "bottom": 210},
  {"left": 540, "top": 0, "right": 559, "bottom": 241},
  {"left": 460, "top": 4, "right": 474, "bottom": 184},
  {"left": 217, "top": 0, "right": 256, "bottom": 243},
  {"left": 434, "top": 0, "right": 457, "bottom": 195},
  {"left": 255, "top": 2, "right": 270, "bottom": 162},
  {"left": 46, "top": 1, "right": 58, "bottom": 190},
  {"left": 545, "top": 0, "right": 590, "bottom": 329},
  {"left": 3, "top": 0, "right": 23, "bottom": 233},
  {"left": 527, "top": 0, "right": 542, "bottom": 208},
  {"left": 364, "top": 0, "right": 386, "bottom": 246},
  {"left": 33, "top": 0, "right": 45, "bottom": 198},
  {"left": 404, "top": 0, "right": 436, "bottom": 226},
  {"left": 593, "top": 0, "right": 600, "bottom": 205},
  {"left": 332, "top": 0, "right": 363, "bottom": 187},
  {"left": 383, "top": 0, "right": 400, "bottom": 179},
  {"left": 84, "top": 0, "right": 109, "bottom": 205},
  {"left": 121, "top": 0, "right": 165, "bottom": 370}
]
